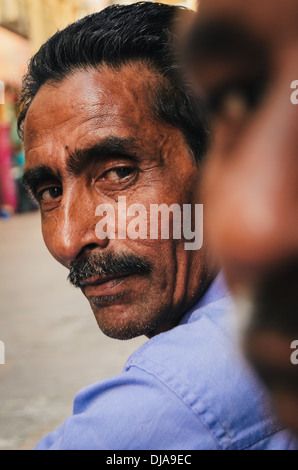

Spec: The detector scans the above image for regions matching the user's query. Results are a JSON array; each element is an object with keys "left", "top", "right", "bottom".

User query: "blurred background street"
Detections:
[{"left": 0, "top": 211, "right": 146, "bottom": 450}]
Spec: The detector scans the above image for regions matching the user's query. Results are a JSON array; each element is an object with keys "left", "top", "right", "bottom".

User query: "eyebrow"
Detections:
[
  {"left": 22, "top": 136, "right": 141, "bottom": 197},
  {"left": 66, "top": 136, "right": 140, "bottom": 176},
  {"left": 22, "top": 165, "right": 62, "bottom": 198}
]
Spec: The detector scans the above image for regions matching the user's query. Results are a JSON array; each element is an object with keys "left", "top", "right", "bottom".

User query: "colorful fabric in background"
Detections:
[
  {"left": 0, "top": 88, "right": 38, "bottom": 217},
  {"left": 0, "top": 122, "right": 17, "bottom": 216}
]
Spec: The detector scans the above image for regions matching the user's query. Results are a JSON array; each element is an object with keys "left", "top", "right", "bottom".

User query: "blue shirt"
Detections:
[{"left": 36, "top": 274, "right": 298, "bottom": 450}]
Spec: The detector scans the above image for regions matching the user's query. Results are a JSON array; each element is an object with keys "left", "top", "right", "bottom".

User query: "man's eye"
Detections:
[
  {"left": 207, "top": 79, "right": 266, "bottom": 119},
  {"left": 38, "top": 186, "right": 63, "bottom": 202},
  {"left": 102, "top": 167, "right": 135, "bottom": 181}
]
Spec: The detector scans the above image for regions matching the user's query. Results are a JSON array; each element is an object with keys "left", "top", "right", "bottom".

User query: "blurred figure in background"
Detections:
[
  {"left": 0, "top": 85, "right": 37, "bottom": 217},
  {"left": 185, "top": 0, "right": 298, "bottom": 432},
  {"left": 0, "top": 86, "right": 17, "bottom": 217}
]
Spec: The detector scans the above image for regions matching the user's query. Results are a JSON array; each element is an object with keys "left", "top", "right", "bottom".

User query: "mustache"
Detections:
[{"left": 68, "top": 251, "right": 153, "bottom": 288}]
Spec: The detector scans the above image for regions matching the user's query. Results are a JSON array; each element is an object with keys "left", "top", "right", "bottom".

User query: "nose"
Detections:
[
  {"left": 49, "top": 186, "right": 109, "bottom": 266},
  {"left": 204, "top": 68, "right": 298, "bottom": 278}
]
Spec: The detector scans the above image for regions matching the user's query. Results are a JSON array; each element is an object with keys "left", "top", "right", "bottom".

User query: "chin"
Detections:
[
  {"left": 94, "top": 316, "right": 158, "bottom": 340},
  {"left": 89, "top": 299, "right": 168, "bottom": 340}
]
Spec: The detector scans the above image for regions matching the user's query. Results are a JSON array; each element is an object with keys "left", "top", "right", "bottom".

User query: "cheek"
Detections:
[
  {"left": 40, "top": 213, "right": 61, "bottom": 263},
  {"left": 42, "top": 226, "right": 54, "bottom": 255},
  {"left": 135, "top": 173, "right": 198, "bottom": 207}
]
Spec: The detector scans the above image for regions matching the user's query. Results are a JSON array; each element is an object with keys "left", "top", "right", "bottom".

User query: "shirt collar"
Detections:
[{"left": 179, "top": 271, "right": 230, "bottom": 325}]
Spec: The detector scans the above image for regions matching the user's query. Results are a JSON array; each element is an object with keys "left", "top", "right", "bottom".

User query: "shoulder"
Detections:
[
  {"left": 124, "top": 294, "right": 293, "bottom": 450},
  {"left": 36, "top": 294, "right": 297, "bottom": 450}
]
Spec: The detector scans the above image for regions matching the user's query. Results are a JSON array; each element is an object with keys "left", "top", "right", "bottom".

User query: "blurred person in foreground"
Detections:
[
  {"left": 19, "top": 2, "right": 297, "bottom": 450},
  {"left": 185, "top": 0, "right": 298, "bottom": 433}
]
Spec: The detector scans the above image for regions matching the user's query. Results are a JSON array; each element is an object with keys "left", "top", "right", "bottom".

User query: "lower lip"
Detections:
[{"left": 83, "top": 275, "right": 131, "bottom": 297}]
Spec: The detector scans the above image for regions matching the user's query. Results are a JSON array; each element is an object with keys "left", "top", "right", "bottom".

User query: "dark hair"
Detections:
[{"left": 18, "top": 2, "right": 209, "bottom": 160}]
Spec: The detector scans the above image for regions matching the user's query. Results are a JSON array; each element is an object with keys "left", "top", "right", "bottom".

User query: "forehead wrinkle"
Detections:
[
  {"left": 77, "top": 113, "right": 121, "bottom": 133},
  {"left": 25, "top": 108, "right": 118, "bottom": 159},
  {"left": 24, "top": 63, "right": 161, "bottom": 147},
  {"left": 24, "top": 64, "right": 184, "bottom": 180},
  {"left": 24, "top": 88, "right": 111, "bottom": 145}
]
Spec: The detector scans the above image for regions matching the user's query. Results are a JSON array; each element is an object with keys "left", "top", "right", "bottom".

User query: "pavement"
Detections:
[{"left": 0, "top": 211, "right": 145, "bottom": 450}]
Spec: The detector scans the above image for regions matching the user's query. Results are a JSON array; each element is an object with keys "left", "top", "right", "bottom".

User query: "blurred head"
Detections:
[
  {"left": 20, "top": 3, "right": 215, "bottom": 341},
  {"left": 185, "top": 0, "right": 298, "bottom": 431}
]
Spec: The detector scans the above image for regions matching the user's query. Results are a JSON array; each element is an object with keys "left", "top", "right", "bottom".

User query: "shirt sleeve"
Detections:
[{"left": 35, "top": 365, "right": 222, "bottom": 450}]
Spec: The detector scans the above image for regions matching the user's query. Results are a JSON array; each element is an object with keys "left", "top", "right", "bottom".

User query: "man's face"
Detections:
[
  {"left": 186, "top": 0, "right": 298, "bottom": 430},
  {"left": 23, "top": 63, "right": 212, "bottom": 340},
  {"left": 188, "top": 0, "right": 298, "bottom": 286}
]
